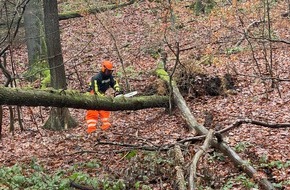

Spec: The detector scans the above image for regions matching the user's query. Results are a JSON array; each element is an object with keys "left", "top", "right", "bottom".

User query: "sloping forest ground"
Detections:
[{"left": 0, "top": 0, "right": 290, "bottom": 189}]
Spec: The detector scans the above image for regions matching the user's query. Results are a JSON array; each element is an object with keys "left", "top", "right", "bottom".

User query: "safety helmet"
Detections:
[{"left": 101, "top": 60, "right": 114, "bottom": 72}]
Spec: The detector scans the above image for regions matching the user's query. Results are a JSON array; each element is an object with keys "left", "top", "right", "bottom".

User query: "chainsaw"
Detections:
[{"left": 115, "top": 91, "right": 138, "bottom": 98}]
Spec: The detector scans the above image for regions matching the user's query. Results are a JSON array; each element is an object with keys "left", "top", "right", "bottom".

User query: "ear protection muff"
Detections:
[{"left": 101, "top": 65, "right": 106, "bottom": 72}]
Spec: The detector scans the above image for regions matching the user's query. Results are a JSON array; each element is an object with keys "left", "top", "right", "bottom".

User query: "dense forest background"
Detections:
[{"left": 0, "top": 0, "right": 289, "bottom": 189}]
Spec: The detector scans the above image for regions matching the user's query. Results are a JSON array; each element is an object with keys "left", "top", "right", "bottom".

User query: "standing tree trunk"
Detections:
[
  {"left": 43, "top": 0, "right": 77, "bottom": 130},
  {"left": 23, "top": 0, "right": 47, "bottom": 81},
  {"left": 0, "top": 105, "right": 2, "bottom": 139}
]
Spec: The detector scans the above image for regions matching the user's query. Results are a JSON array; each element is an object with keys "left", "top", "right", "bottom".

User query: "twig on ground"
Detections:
[
  {"left": 219, "top": 118, "right": 290, "bottom": 134},
  {"left": 67, "top": 118, "right": 289, "bottom": 157}
]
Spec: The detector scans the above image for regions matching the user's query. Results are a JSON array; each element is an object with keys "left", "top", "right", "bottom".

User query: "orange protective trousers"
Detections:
[{"left": 86, "top": 109, "right": 111, "bottom": 133}]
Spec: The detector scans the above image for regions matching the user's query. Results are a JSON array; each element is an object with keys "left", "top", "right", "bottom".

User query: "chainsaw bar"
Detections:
[{"left": 115, "top": 91, "right": 138, "bottom": 98}]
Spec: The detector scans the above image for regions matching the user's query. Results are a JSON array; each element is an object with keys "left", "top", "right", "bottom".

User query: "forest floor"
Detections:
[{"left": 0, "top": 0, "right": 290, "bottom": 189}]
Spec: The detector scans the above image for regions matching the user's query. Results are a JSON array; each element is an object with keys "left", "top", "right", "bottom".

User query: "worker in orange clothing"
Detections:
[{"left": 86, "top": 60, "right": 121, "bottom": 133}]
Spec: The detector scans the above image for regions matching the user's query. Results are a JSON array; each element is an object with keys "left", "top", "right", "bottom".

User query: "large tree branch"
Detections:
[{"left": 0, "top": 87, "right": 169, "bottom": 111}]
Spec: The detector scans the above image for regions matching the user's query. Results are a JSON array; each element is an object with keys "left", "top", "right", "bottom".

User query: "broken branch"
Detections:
[{"left": 189, "top": 129, "right": 214, "bottom": 190}]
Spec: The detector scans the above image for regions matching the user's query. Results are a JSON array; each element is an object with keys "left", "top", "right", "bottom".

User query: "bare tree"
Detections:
[{"left": 23, "top": 0, "right": 48, "bottom": 81}]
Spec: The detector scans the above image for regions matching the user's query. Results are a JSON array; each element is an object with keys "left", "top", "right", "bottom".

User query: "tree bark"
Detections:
[
  {"left": 174, "top": 145, "right": 186, "bottom": 190},
  {"left": 156, "top": 62, "right": 274, "bottom": 190},
  {"left": 23, "top": 0, "right": 47, "bottom": 78},
  {"left": 0, "top": 105, "right": 2, "bottom": 139},
  {"left": 175, "top": 166, "right": 186, "bottom": 190},
  {"left": 43, "top": 0, "right": 76, "bottom": 130},
  {"left": 0, "top": 87, "right": 169, "bottom": 111}
]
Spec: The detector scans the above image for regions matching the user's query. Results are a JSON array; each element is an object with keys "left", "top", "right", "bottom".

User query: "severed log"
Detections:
[
  {"left": 0, "top": 87, "right": 169, "bottom": 111},
  {"left": 156, "top": 63, "right": 274, "bottom": 190},
  {"left": 189, "top": 129, "right": 214, "bottom": 190}
]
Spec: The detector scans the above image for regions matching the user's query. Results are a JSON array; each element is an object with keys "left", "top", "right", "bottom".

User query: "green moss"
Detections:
[
  {"left": 23, "top": 59, "right": 49, "bottom": 83},
  {"left": 155, "top": 62, "right": 170, "bottom": 81},
  {"left": 40, "top": 69, "right": 51, "bottom": 89},
  {"left": 189, "top": 0, "right": 216, "bottom": 15}
]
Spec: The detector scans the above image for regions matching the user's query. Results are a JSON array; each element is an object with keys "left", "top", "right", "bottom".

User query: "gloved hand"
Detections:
[{"left": 114, "top": 90, "right": 124, "bottom": 97}]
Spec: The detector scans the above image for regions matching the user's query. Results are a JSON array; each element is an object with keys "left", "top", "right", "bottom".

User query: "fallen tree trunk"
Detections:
[
  {"left": 156, "top": 63, "right": 274, "bottom": 190},
  {"left": 0, "top": 87, "right": 169, "bottom": 111},
  {"left": 58, "top": 0, "right": 137, "bottom": 20}
]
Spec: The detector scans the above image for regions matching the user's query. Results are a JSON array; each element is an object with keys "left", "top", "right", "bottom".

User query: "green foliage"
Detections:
[
  {"left": 272, "top": 181, "right": 288, "bottom": 189},
  {"left": 0, "top": 163, "right": 70, "bottom": 190},
  {"left": 124, "top": 151, "right": 175, "bottom": 188},
  {"left": 133, "top": 181, "right": 152, "bottom": 190},
  {"left": 258, "top": 153, "right": 268, "bottom": 163},
  {"left": 272, "top": 180, "right": 290, "bottom": 188},
  {"left": 0, "top": 159, "right": 129, "bottom": 190},
  {"left": 189, "top": 0, "right": 216, "bottom": 15},
  {"left": 236, "top": 174, "right": 257, "bottom": 189},
  {"left": 285, "top": 160, "right": 290, "bottom": 168},
  {"left": 30, "top": 156, "right": 43, "bottom": 171},
  {"left": 260, "top": 160, "right": 290, "bottom": 169},
  {"left": 208, "top": 151, "right": 226, "bottom": 162},
  {"left": 234, "top": 141, "right": 252, "bottom": 153},
  {"left": 125, "top": 149, "right": 138, "bottom": 160},
  {"left": 83, "top": 159, "right": 101, "bottom": 169},
  {"left": 222, "top": 174, "right": 258, "bottom": 190},
  {"left": 226, "top": 46, "right": 244, "bottom": 55},
  {"left": 222, "top": 180, "right": 234, "bottom": 190},
  {"left": 255, "top": 159, "right": 289, "bottom": 189},
  {"left": 103, "top": 179, "right": 126, "bottom": 190}
]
